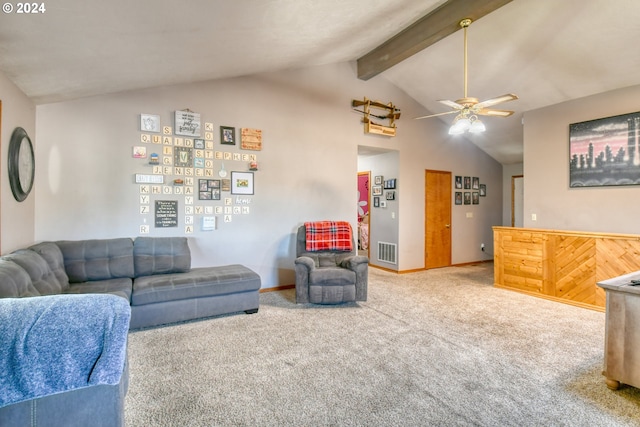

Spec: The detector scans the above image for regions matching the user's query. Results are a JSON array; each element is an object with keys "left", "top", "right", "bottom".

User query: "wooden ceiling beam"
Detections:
[{"left": 357, "top": 0, "right": 513, "bottom": 80}]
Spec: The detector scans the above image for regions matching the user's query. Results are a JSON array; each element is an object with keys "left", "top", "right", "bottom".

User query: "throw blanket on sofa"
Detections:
[
  {"left": 0, "top": 293, "right": 131, "bottom": 407},
  {"left": 305, "top": 221, "right": 353, "bottom": 252}
]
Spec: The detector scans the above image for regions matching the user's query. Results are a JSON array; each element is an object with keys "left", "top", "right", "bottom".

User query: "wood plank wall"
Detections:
[{"left": 493, "top": 227, "right": 640, "bottom": 311}]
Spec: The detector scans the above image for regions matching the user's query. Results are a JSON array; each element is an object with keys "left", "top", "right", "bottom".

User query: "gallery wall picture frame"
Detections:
[
  {"left": 455, "top": 192, "right": 462, "bottom": 205},
  {"left": 472, "top": 192, "right": 480, "bottom": 204},
  {"left": 174, "top": 110, "right": 201, "bottom": 137},
  {"left": 384, "top": 178, "right": 396, "bottom": 189},
  {"left": 140, "top": 114, "right": 160, "bottom": 133},
  {"left": 372, "top": 185, "right": 383, "bottom": 196},
  {"left": 373, "top": 196, "right": 380, "bottom": 207},
  {"left": 385, "top": 191, "right": 395, "bottom": 200},
  {"left": 479, "top": 184, "right": 487, "bottom": 196},
  {"left": 374, "top": 175, "right": 383, "bottom": 185},
  {"left": 472, "top": 177, "right": 480, "bottom": 190},
  {"left": 194, "top": 138, "right": 205, "bottom": 149},
  {"left": 569, "top": 111, "right": 640, "bottom": 187},
  {"left": 464, "top": 176, "right": 471, "bottom": 189},
  {"left": 464, "top": 192, "right": 471, "bottom": 205},
  {"left": 455, "top": 176, "right": 462, "bottom": 189},
  {"left": 198, "top": 179, "right": 221, "bottom": 200},
  {"left": 231, "top": 171, "right": 254, "bottom": 195},
  {"left": 220, "top": 126, "right": 236, "bottom": 145}
]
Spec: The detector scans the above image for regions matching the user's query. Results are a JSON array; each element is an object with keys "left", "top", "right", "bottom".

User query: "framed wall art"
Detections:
[
  {"left": 231, "top": 171, "right": 254, "bottom": 195},
  {"left": 570, "top": 111, "right": 640, "bottom": 187},
  {"left": 455, "top": 192, "right": 462, "bottom": 205},
  {"left": 140, "top": 114, "right": 160, "bottom": 132},
  {"left": 199, "top": 179, "right": 221, "bottom": 200},
  {"left": 374, "top": 175, "right": 383, "bottom": 185},
  {"left": 464, "top": 176, "right": 471, "bottom": 189},
  {"left": 372, "top": 185, "right": 382, "bottom": 196},
  {"left": 174, "top": 110, "right": 201, "bottom": 137},
  {"left": 464, "top": 192, "right": 471, "bottom": 205},
  {"left": 385, "top": 191, "right": 395, "bottom": 200},
  {"left": 479, "top": 184, "right": 486, "bottom": 196},
  {"left": 472, "top": 177, "right": 479, "bottom": 190},
  {"left": 472, "top": 192, "right": 479, "bottom": 204},
  {"left": 455, "top": 176, "right": 462, "bottom": 189},
  {"left": 220, "top": 126, "right": 236, "bottom": 145}
]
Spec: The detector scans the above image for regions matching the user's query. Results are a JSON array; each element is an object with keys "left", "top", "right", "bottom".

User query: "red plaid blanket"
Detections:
[{"left": 305, "top": 221, "right": 353, "bottom": 252}]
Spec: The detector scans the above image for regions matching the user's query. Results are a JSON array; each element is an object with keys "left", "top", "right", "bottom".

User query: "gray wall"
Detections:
[
  {"left": 32, "top": 61, "right": 502, "bottom": 285},
  {"left": 502, "top": 163, "right": 524, "bottom": 226},
  {"left": 523, "top": 84, "right": 640, "bottom": 234},
  {"left": 0, "top": 71, "right": 36, "bottom": 253}
]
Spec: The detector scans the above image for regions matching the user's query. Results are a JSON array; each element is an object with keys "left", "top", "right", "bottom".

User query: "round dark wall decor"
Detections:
[{"left": 8, "top": 127, "right": 35, "bottom": 202}]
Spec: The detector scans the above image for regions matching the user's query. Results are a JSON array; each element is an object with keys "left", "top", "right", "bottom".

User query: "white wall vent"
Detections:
[{"left": 377, "top": 242, "right": 397, "bottom": 264}]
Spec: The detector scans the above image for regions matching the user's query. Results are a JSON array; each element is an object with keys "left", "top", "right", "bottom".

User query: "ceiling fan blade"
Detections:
[
  {"left": 438, "top": 99, "right": 465, "bottom": 110},
  {"left": 476, "top": 108, "right": 515, "bottom": 117},
  {"left": 475, "top": 94, "right": 518, "bottom": 109},
  {"left": 414, "top": 110, "right": 459, "bottom": 120}
]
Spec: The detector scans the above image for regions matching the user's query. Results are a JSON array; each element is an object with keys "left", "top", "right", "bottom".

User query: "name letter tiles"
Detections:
[{"left": 136, "top": 112, "right": 262, "bottom": 235}]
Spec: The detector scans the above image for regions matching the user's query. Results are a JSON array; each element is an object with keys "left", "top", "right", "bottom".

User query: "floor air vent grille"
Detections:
[{"left": 377, "top": 242, "right": 397, "bottom": 264}]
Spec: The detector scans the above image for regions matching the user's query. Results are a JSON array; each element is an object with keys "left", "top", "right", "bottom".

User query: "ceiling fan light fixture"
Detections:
[{"left": 468, "top": 116, "right": 486, "bottom": 133}]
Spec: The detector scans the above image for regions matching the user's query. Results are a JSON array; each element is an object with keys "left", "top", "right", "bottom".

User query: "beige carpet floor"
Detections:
[{"left": 125, "top": 263, "right": 640, "bottom": 426}]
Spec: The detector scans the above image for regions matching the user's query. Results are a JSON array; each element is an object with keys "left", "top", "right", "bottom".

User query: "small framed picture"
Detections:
[
  {"left": 455, "top": 176, "right": 462, "bottom": 189},
  {"left": 384, "top": 179, "right": 396, "bottom": 189},
  {"left": 472, "top": 177, "right": 480, "bottom": 190},
  {"left": 133, "top": 146, "right": 147, "bottom": 158},
  {"left": 479, "top": 184, "right": 486, "bottom": 197},
  {"left": 194, "top": 138, "right": 205, "bottom": 149},
  {"left": 385, "top": 191, "right": 395, "bottom": 200},
  {"left": 455, "top": 192, "right": 462, "bottom": 205},
  {"left": 464, "top": 176, "right": 471, "bottom": 189},
  {"left": 372, "top": 185, "right": 383, "bottom": 196},
  {"left": 374, "top": 175, "right": 383, "bottom": 185},
  {"left": 472, "top": 192, "right": 480, "bottom": 204},
  {"left": 373, "top": 196, "right": 380, "bottom": 207},
  {"left": 140, "top": 114, "right": 160, "bottom": 132},
  {"left": 231, "top": 171, "right": 254, "bottom": 195},
  {"left": 464, "top": 192, "right": 471, "bottom": 205},
  {"left": 220, "top": 126, "right": 236, "bottom": 145}
]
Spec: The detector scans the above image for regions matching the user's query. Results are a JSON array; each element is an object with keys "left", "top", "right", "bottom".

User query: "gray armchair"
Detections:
[{"left": 294, "top": 224, "right": 368, "bottom": 304}]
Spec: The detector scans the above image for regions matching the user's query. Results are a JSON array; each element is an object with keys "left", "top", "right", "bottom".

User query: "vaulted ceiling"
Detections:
[{"left": 1, "top": 0, "right": 638, "bottom": 164}]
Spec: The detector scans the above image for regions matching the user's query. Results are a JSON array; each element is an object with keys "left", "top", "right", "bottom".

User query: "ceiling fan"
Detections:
[{"left": 414, "top": 18, "right": 518, "bottom": 133}]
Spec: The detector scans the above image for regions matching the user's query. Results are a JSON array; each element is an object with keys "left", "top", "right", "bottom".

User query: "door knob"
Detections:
[{"left": 445, "top": 224, "right": 450, "bottom": 228}]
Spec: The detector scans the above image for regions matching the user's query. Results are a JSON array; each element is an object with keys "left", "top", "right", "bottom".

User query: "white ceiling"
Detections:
[{"left": 1, "top": 0, "right": 639, "bottom": 164}]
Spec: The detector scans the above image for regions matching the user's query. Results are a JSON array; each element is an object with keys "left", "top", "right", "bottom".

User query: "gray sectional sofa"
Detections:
[
  {"left": 0, "top": 236, "right": 261, "bottom": 329},
  {"left": 0, "top": 236, "right": 261, "bottom": 425}
]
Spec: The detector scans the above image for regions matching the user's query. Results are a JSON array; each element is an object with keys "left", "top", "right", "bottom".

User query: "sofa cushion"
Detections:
[
  {"left": 56, "top": 239, "right": 134, "bottom": 283},
  {"left": 0, "top": 259, "right": 39, "bottom": 298},
  {"left": 28, "top": 242, "right": 70, "bottom": 290},
  {"left": 131, "top": 264, "right": 260, "bottom": 306},
  {"left": 133, "top": 237, "right": 191, "bottom": 277},
  {"left": 3, "top": 250, "right": 67, "bottom": 296},
  {"left": 64, "top": 278, "right": 133, "bottom": 302}
]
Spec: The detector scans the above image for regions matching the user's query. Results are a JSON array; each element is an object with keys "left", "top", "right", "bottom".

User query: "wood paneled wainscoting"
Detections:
[{"left": 493, "top": 227, "right": 640, "bottom": 311}]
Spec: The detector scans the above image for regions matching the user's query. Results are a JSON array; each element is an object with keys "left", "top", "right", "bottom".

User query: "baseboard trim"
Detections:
[
  {"left": 260, "top": 284, "right": 295, "bottom": 293},
  {"left": 494, "top": 284, "right": 606, "bottom": 313}
]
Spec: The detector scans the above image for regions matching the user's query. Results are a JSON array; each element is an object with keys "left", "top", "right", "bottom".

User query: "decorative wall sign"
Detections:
[
  {"left": 174, "top": 110, "right": 201, "bottom": 137},
  {"left": 221, "top": 126, "right": 236, "bottom": 145},
  {"left": 241, "top": 128, "right": 262, "bottom": 151},
  {"left": 140, "top": 114, "right": 160, "bottom": 132},
  {"left": 231, "top": 171, "right": 254, "bottom": 195},
  {"left": 570, "top": 111, "right": 640, "bottom": 187},
  {"left": 173, "top": 146, "right": 193, "bottom": 167},
  {"left": 155, "top": 200, "right": 178, "bottom": 227}
]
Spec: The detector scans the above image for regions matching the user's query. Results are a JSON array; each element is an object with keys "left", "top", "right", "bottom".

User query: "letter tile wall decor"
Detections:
[{"left": 135, "top": 111, "right": 261, "bottom": 235}]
